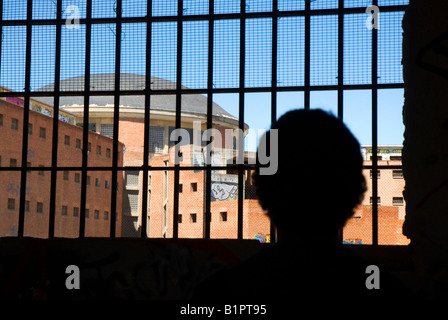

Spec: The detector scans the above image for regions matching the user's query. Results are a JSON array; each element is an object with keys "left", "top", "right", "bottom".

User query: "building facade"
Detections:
[
  {"left": 343, "top": 146, "right": 409, "bottom": 245},
  {"left": 0, "top": 96, "right": 124, "bottom": 238}
]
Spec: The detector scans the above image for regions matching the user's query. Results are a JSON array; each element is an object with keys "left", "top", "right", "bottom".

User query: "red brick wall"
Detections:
[
  {"left": 149, "top": 145, "right": 270, "bottom": 240},
  {"left": 343, "top": 205, "right": 409, "bottom": 245},
  {"left": 0, "top": 99, "right": 123, "bottom": 238}
]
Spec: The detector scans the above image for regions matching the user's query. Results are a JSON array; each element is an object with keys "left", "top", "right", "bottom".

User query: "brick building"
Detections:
[
  {"left": 34, "top": 74, "right": 270, "bottom": 239},
  {"left": 23, "top": 74, "right": 408, "bottom": 244},
  {"left": 343, "top": 146, "right": 409, "bottom": 245},
  {"left": 149, "top": 145, "right": 270, "bottom": 240},
  {"left": 0, "top": 95, "right": 124, "bottom": 238}
]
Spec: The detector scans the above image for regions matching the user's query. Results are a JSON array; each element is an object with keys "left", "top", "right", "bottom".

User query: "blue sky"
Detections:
[{"left": 0, "top": 0, "right": 406, "bottom": 150}]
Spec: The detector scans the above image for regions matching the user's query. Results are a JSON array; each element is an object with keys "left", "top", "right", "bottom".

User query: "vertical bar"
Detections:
[
  {"left": 337, "top": 0, "right": 344, "bottom": 243},
  {"left": 270, "top": 0, "right": 278, "bottom": 243},
  {"left": 79, "top": 0, "right": 92, "bottom": 237},
  {"left": 18, "top": 0, "right": 33, "bottom": 237},
  {"left": 49, "top": 0, "right": 63, "bottom": 238},
  {"left": 371, "top": 0, "right": 379, "bottom": 246},
  {"left": 304, "top": 0, "right": 310, "bottom": 110},
  {"left": 204, "top": 0, "right": 214, "bottom": 239},
  {"left": 237, "top": 0, "right": 246, "bottom": 240},
  {"left": 172, "top": 0, "right": 183, "bottom": 239},
  {"left": 337, "top": 0, "right": 344, "bottom": 122},
  {"left": 141, "top": 0, "right": 152, "bottom": 238},
  {"left": 110, "top": 0, "right": 122, "bottom": 237}
]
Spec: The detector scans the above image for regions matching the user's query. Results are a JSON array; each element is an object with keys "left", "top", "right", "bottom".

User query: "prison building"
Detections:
[
  {"left": 33, "top": 73, "right": 264, "bottom": 238},
  {"left": 343, "top": 146, "right": 409, "bottom": 245},
  {"left": 0, "top": 96, "right": 124, "bottom": 238},
  {"left": 149, "top": 144, "right": 271, "bottom": 240}
]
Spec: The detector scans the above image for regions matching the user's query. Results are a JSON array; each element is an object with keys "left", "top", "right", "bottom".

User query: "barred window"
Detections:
[
  {"left": 149, "top": 126, "right": 165, "bottom": 154},
  {"left": 0, "top": 0, "right": 408, "bottom": 247},
  {"left": 100, "top": 124, "right": 114, "bottom": 137}
]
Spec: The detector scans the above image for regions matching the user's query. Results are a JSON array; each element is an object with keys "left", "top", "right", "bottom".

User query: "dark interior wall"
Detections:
[{"left": 402, "top": 0, "right": 448, "bottom": 298}]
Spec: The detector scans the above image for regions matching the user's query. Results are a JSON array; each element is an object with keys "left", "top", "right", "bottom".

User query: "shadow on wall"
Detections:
[{"left": 0, "top": 237, "right": 263, "bottom": 300}]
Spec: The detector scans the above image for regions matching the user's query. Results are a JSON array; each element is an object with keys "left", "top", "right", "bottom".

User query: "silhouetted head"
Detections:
[{"left": 253, "top": 109, "right": 366, "bottom": 242}]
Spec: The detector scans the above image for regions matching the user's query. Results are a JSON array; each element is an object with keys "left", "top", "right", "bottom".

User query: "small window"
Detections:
[
  {"left": 370, "top": 197, "right": 381, "bottom": 205},
  {"left": 62, "top": 206, "right": 68, "bottom": 216},
  {"left": 190, "top": 213, "right": 197, "bottom": 223},
  {"left": 105, "top": 180, "right": 110, "bottom": 189},
  {"left": 64, "top": 135, "right": 70, "bottom": 146},
  {"left": 85, "top": 209, "right": 89, "bottom": 219},
  {"left": 10, "top": 158, "right": 17, "bottom": 167},
  {"left": 96, "top": 145, "right": 101, "bottom": 155},
  {"left": 63, "top": 170, "right": 69, "bottom": 181},
  {"left": 76, "top": 138, "right": 81, "bottom": 149},
  {"left": 104, "top": 211, "right": 109, "bottom": 221},
  {"left": 179, "top": 184, "right": 183, "bottom": 193},
  {"left": 25, "top": 200, "right": 30, "bottom": 212},
  {"left": 7, "top": 198, "right": 15, "bottom": 210},
  {"left": 39, "top": 127, "right": 46, "bottom": 138},
  {"left": 94, "top": 210, "right": 100, "bottom": 220},
  {"left": 178, "top": 214, "right": 182, "bottom": 223},
  {"left": 86, "top": 175, "right": 91, "bottom": 185},
  {"left": 106, "top": 148, "right": 111, "bottom": 158},
  {"left": 28, "top": 123, "right": 33, "bottom": 135},
  {"left": 37, "top": 202, "right": 43, "bottom": 213},
  {"left": 0, "top": 113, "right": 3, "bottom": 126},
  {"left": 126, "top": 171, "right": 139, "bottom": 186},
  {"left": 100, "top": 124, "right": 114, "bottom": 137},
  {"left": 393, "top": 170, "right": 403, "bottom": 179},
  {"left": 88, "top": 142, "right": 91, "bottom": 152},
  {"left": 73, "top": 207, "right": 79, "bottom": 217},
  {"left": 191, "top": 182, "right": 197, "bottom": 192},
  {"left": 74, "top": 173, "right": 80, "bottom": 183},
  {"left": 220, "top": 212, "right": 228, "bottom": 222},
  {"left": 393, "top": 197, "right": 404, "bottom": 206},
  {"left": 11, "top": 118, "right": 18, "bottom": 130},
  {"left": 390, "top": 156, "right": 402, "bottom": 161},
  {"left": 95, "top": 178, "right": 101, "bottom": 187}
]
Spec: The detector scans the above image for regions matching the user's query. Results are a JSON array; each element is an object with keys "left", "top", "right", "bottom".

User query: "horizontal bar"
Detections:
[
  {"left": 0, "top": 83, "right": 405, "bottom": 97},
  {"left": 0, "top": 4, "right": 408, "bottom": 26}
]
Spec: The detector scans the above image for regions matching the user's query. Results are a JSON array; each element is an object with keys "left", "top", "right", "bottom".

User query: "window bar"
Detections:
[
  {"left": 141, "top": 0, "right": 153, "bottom": 239},
  {"left": 237, "top": 0, "right": 246, "bottom": 240},
  {"left": 371, "top": 0, "right": 379, "bottom": 246},
  {"left": 17, "top": 0, "right": 33, "bottom": 237},
  {"left": 79, "top": 0, "right": 93, "bottom": 238},
  {"left": 337, "top": 0, "right": 344, "bottom": 243},
  {"left": 304, "top": 0, "right": 311, "bottom": 110},
  {"left": 270, "top": 0, "right": 278, "bottom": 243},
  {"left": 204, "top": 0, "right": 214, "bottom": 240},
  {"left": 110, "top": 0, "right": 122, "bottom": 237},
  {"left": 172, "top": 0, "right": 183, "bottom": 239},
  {"left": 337, "top": 0, "right": 344, "bottom": 122},
  {"left": 48, "top": 0, "right": 63, "bottom": 238}
]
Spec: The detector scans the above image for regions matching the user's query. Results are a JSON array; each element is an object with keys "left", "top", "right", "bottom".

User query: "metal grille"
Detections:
[{"left": 0, "top": 0, "right": 408, "bottom": 245}]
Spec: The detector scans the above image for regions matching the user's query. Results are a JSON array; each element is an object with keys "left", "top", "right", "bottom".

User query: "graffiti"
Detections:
[
  {"left": 254, "top": 233, "right": 270, "bottom": 243},
  {"left": 343, "top": 238, "right": 363, "bottom": 245},
  {"left": 211, "top": 183, "right": 238, "bottom": 201}
]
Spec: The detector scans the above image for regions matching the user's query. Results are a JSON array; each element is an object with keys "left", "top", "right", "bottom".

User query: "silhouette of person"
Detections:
[{"left": 192, "top": 109, "right": 411, "bottom": 302}]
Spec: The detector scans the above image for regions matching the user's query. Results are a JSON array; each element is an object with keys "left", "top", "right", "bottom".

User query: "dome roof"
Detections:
[{"left": 34, "top": 73, "right": 238, "bottom": 123}]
